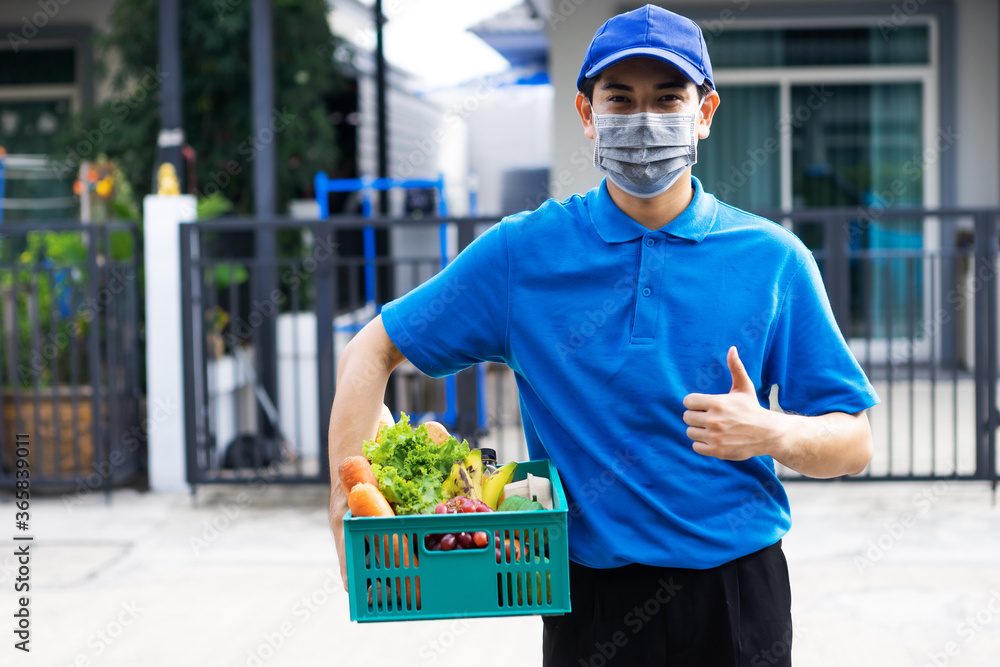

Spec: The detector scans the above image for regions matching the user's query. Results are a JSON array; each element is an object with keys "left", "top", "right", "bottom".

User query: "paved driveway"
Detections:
[{"left": 2, "top": 480, "right": 997, "bottom": 666}]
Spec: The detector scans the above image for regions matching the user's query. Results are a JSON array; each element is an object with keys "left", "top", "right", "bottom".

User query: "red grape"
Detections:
[
  {"left": 439, "top": 534, "right": 457, "bottom": 551},
  {"left": 424, "top": 534, "right": 440, "bottom": 551},
  {"left": 460, "top": 500, "right": 476, "bottom": 514},
  {"left": 434, "top": 503, "right": 448, "bottom": 514},
  {"left": 457, "top": 532, "right": 473, "bottom": 549},
  {"left": 495, "top": 547, "right": 502, "bottom": 563},
  {"left": 473, "top": 531, "right": 489, "bottom": 548}
]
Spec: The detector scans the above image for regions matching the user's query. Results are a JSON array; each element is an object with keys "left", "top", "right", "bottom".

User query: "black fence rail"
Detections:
[
  {"left": 0, "top": 221, "right": 143, "bottom": 493},
  {"left": 180, "top": 209, "right": 999, "bottom": 489},
  {"left": 180, "top": 216, "right": 498, "bottom": 487},
  {"left": 761, "top": 208, "right": 999, "bottom": 483}
]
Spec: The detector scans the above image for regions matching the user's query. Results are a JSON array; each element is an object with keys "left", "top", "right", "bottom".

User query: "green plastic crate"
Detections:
[{"left": 344, "top": 459, "right": 571, "bottom": 622}]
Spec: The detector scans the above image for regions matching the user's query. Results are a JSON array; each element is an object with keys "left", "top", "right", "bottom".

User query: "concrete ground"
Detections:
[{"left": 2, "top": 479, "right": 998, "bottom": 667}]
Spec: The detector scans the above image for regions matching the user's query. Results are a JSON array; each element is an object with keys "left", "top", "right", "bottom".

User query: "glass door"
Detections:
[{"left": 790, "top": 82, "right": 924, "bottom": 338}]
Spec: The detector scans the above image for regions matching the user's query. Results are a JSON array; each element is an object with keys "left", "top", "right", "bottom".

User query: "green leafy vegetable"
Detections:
[
  {"left": 497, "top": 495, "right": 545, "bottom": 512},
  {"left": 362, "top": 413, "right": 470, "bottom": 515}
]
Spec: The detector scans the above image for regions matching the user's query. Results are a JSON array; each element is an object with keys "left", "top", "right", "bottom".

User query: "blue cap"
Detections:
[{"left": 577, "top": 5, "right": 715, "bottom": 91}]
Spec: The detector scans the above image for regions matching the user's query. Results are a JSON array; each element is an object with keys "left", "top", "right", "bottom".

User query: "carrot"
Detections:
[
  {"left": 348, "top": 482, "right": 395, "bottom": 518},
  {"left": 338, "top": 456, "right": 378, "bottom": 495}
]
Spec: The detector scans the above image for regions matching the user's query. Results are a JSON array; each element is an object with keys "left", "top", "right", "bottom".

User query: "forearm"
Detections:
[
  {"left": 327, "top": 316, "right": 404, "bottom": 523},
  {"left": 768, "top": 410, "right": 873, "bottom": 478}
]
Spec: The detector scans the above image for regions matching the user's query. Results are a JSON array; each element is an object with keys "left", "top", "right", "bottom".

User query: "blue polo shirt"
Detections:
[{"left": 381, "top": 176, "right": 879, "bottom": 569}]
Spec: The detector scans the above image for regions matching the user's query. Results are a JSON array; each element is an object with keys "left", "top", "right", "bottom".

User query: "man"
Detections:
[{"left": 329, "top": 5, "right": 878, "bottom": 665}]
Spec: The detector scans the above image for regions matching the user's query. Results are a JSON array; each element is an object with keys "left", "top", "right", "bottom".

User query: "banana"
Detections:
[
  {"left": 442, "top": 449, "right": 484, "bottom": 500},
  {"left": 482, "top": 461, "right": 518, "bottom": 510}
]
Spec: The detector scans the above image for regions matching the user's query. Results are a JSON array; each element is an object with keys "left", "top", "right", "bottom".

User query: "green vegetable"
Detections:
[
  {"left": 362, "top": 413, "right": 470, "bottom": 515},
  {"left": 497, "top": 495, "right": 545, "bottom": 512}
]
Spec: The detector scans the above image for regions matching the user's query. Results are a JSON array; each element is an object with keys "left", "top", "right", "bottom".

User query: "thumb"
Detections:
[{"left": 727, "top": 346, "right": 755, "bottom": 394}]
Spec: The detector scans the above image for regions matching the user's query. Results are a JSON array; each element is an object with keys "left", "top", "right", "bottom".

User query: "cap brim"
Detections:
[{"left": 584, "top": 47, "right": 707, "bottom": 87}]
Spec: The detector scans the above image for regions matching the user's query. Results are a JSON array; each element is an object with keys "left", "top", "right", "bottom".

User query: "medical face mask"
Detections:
[{"left": 593, "top": 112, "right": 698, "bottom": 198}]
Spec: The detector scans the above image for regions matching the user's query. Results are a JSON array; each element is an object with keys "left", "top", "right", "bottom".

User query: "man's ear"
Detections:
[
  {"left": 575, "top": 92, "right": 596, "bottom": 141},
  {"left": 697, "top": 89, "right": 721, "bottom": 140}
]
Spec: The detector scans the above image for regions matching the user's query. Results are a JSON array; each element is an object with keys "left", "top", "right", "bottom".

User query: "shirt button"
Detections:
[
  {"left": 642, "top": 287, "right": 652, "bottom": 297},
  {"left": 645, "top": 238, "right": 655, "bottom": 247}
]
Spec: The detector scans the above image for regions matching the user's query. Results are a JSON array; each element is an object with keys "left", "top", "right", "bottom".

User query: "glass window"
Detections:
[
  {"left": 0, "top": 49, "right": 76, "bottom": 85},
  {"left": 0, "top": 99, "right": 76, "bottom": 222},
  {"left": 709, "top": 26, "right": 929, "bottom": 68},
  {"left": 695, "top": 84, "right": 781, "bottom": 211}
]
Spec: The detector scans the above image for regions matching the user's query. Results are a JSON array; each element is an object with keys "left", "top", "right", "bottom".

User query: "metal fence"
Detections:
[
  {"left": 179, "top": 209, "right": 999, "bottom": 489},
  {"left": 179, "top": 216, "right": 499, "bottom": 487},
  {"left": 0, "top": 221, "right": 144, "bottom": 493},
  {"left": 767, "top": 208, "right": 999, "bottom": 484}
]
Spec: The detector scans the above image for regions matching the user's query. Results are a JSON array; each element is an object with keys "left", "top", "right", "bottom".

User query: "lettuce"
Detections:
[
  {"left": 498, "top": 496, "right": 545, "bottom": 512},
  {"left": 362, "top": 413, "right": 470, "bottom": 515}
]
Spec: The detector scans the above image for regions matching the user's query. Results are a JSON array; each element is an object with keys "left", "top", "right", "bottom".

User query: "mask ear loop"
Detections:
[{"left": 592, "top": 113, "right": 603, "bottom": 169}]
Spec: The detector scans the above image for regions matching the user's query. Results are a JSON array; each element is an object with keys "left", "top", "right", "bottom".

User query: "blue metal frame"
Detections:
[
  {"left": 314, "top": 173, "right": 486, "bottom": 431},
  {"left": 315, "top": 173, "right": 450, "bottom": 304}
]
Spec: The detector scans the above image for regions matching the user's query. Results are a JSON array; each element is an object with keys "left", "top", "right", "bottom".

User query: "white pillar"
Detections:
[{"left": 144, "top": 195, "right": 197, "bottom": 492}]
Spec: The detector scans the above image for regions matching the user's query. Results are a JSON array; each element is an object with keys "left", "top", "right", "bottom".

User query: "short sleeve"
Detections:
[
  {"left": 380, "top": 222, "right": 508, "bottom": 377},
  {"left": 763, "top": 253, "right": 880, "bottom": 416}
]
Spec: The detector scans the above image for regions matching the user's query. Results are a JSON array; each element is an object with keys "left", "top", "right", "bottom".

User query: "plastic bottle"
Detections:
[{"left": 477, "top": 448, "right": 498, "bottom": 475}]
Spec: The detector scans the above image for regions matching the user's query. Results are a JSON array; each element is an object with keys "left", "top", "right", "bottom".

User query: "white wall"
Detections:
[
  {"left": 547, "top": 0, "right": 611, "bottom": 201},
  {"left": 463, "top": 83, "right": 554, "bottom": 216},
  {"left": 954, "top": 0, "right": 1000, "bottom": 206}
]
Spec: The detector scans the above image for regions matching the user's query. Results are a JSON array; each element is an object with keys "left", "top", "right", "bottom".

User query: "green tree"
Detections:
[{"left": 53, "top": 0, "right": 346, "bottom": 214}]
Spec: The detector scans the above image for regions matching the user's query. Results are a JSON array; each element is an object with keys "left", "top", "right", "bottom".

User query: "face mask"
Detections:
[{"left": 593, "top": 112, "right": 698, "bottom": 198}]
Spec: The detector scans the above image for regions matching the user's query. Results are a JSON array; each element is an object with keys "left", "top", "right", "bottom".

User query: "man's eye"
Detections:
[{"left": 608, "top": 95, "right": 629, "bottom": 103}]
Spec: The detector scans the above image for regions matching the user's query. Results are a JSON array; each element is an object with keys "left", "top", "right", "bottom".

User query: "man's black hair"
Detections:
[{"left": 579, "top": 74, "right": 714, "bottom": 103}]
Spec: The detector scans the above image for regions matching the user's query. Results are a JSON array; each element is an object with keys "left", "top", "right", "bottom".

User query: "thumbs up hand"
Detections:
[{"left": 682, "top": 346, "right": 782, "bottom": 462}]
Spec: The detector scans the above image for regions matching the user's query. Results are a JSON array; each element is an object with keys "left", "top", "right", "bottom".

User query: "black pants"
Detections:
[{"left": 542, "top": 541, "right": 792, "bottom": 667}]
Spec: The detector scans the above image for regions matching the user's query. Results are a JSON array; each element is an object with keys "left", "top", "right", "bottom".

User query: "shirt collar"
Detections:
[{"left": 588, "top": 176, "right": 718, "bottom": 244}]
